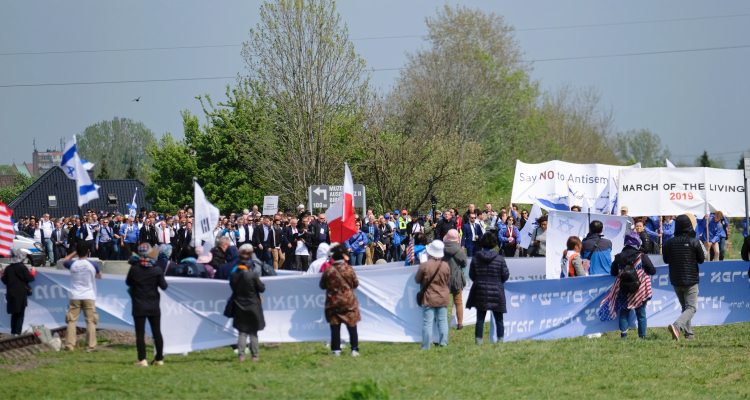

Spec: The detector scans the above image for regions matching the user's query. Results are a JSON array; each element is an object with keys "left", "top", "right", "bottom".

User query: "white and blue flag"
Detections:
[
  {"left": 593, "top": 170, "right": 618, "bottom": 214},
  {"left": 536, "top": 195, "right": 570, "bottom": 212},
  {"left": 80, "top": 159, "right": 95, "bottom": 171},
  {"left": 126, "top": 187, "right": 138, "bottom": 219},
  {"left": 61, "top": 136, "right": 100, "bottom": 207},
  {"left": 518, "top": 201, "right": 543, "bottom": 249}
]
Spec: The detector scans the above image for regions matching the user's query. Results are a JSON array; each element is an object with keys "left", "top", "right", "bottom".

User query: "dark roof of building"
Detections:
[{"left": 7, "top": 166, "right": 150, "bottom": 218}]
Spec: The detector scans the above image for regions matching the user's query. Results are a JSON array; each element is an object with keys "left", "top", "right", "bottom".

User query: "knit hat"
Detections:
[
  {"left": 443, "top": 229, "right": 460, "bottom": 243},
  {"left": 157, "top": 244, "right": 173, "bottom": 260},
  {"left": 426, "top": 240, "right": 445, "bottom": 258},
  {"left": 624, "top": 231, "right": 642, "bottom": 248},
  {"left": 137, "top": 243, "right": 158, "bottom": 266}
]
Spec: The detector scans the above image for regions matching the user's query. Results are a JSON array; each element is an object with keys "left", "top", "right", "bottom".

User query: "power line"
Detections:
[
  {"left": 3, "top": 43, "right": 750, "bottom": 88},
  {"left": 0, "top": 76, "right": 237, "bottom": 88},
  {"left": 3, "top": 13, "right": 750, "bottom": 56}
]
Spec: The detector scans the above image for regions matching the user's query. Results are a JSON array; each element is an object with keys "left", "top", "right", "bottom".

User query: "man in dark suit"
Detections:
[
  {"left": 235, "top": 216, "right": 252, "bottom": 248},
  {"left": 176, "top": 222, "right": 193, "bottom": 262},
  {"left": 139, "top": 218, "right": 158, "bottom": 246},
  {"left": 253, "top": 216, "right": 272, "bottom": 266},
  {"left": 51, "top": 221, "right": 67, "bottom": 265},
  {"left": 309, "top": 213, "right": 330, "bottom": 261},
  {"left": 281, "top": 217, "right": 299, "bottom": 269},
  {"left": 67, "top": 217, "right": 86, "bottom": 255},
  {"left": 461, "top": 213, "right": 484, "bottom": 257}
]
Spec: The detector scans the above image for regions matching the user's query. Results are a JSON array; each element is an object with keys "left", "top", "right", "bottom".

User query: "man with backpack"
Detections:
[
  {"left": 581, "top": 220, "right": 613, "bottom": 275},
  {"left": 663, "top": 214, "right": 706, "bottom": 341}
]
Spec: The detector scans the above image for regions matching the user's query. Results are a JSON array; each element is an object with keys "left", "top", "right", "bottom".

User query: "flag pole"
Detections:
[{"left": 659, "top": 215, "right": 663, "bottom": 254}]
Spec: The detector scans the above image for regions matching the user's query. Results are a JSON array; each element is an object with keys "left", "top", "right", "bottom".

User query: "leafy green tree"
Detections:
[
  {"left": 614, "top": 129, "right": 671, "bottom": 167},
  {"left": 0, "top": 165, "right": 15, "bottom": 175},
  {"left": 0, "top": 172, "right": 35, "bottom": 204},
  {"left": 77, "top": 117, "right": 156, "bottom": 180},
  {"left": 125, "top": 156, "right": 138, "bottom": 179},
  {"left": 96, "top": 157, "right": 110, "bottom": 179},
  {"left": 241, "top": 0, "right": 369, "bottom": 207},
  {"left": 145, "top": 133, "right": 197, "bottom": 213},
  {"left": 738, "top": 154, "right": 745, "bottom": 170}
]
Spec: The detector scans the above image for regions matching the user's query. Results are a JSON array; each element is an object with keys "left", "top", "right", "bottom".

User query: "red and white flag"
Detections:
[
  {"left": 0, "top": 201, "right": 14, "bottom": 257},
  {"left": 326, "top": 163, "right": 357, "bottom": 244}
]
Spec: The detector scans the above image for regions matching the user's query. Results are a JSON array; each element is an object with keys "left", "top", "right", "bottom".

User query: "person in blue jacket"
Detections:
[
  {"left": 363, "top": 215, "right": 380, "bottom": 265},
  {"left": 497, "top": 215, "right": 521, "bottom": 258},
  {"left": 461, "top": 213, "right": 484, "bottom": 257},
  {"left": 707, "top": 211, "right": 729, "bottom": 261},
  {"left": 581, "top": 220, "right": 613, "bottom": 275},
  {"left": 345, "top": 221, "right": 368, "bottom": 266},
  {"left": 119, "top": 217, "right": 140, "bottom": 259},
  {"left": 661, "top": 216, "right": 676, "bottom": 243}
]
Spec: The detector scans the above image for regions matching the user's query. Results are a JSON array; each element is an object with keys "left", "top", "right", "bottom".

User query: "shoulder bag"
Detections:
[{"left": 416, "top": 264, "right": 441, "bottom": 307}]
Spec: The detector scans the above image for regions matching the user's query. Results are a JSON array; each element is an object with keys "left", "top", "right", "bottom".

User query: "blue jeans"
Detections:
[
  {"left": 719, "top": 237, "right": 726, "bottom": 260},
  {"left": 618, "top": 303, "right": 647, "bottom": 338},
  {"left": 475, "top": 310, "right": 504, "bottom": 342},
  {"left": 112, "top": 242, "right": 120, "bottom": 260},
  {"left": 350, "top": 252, "right": 364, "bottom": 266},
  {"left": 43, "top": 238, "right": 54, "bottom": 264},
  {"left": 421, "top": 306, "right": 448, "bottom": 350}
]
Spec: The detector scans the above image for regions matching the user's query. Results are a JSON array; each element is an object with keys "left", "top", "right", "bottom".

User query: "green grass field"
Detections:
[{"left": 2, "top": 321, "right": 750, "bottom": 399}]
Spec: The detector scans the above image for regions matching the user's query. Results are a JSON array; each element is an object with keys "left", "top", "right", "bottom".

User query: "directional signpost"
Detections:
[{"left": 308, "top": 184, "right": 366, "bottom": 213}]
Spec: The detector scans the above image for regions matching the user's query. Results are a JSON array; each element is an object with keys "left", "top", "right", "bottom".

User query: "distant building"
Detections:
[
  {"left": 12, "top": 162, "right": 34, "bottom": 177},
  {"left": 33, "top": 149, "right": 63, "bottom": 177},
  {"left": 7, "top": 166, "right": 151, "bottom": 218}
]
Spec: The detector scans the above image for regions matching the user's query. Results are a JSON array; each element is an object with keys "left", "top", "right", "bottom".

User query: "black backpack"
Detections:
[
  {"left": 619, "top": 254, "right": 642, "bottom": 294},
  {"left": 261, "top": 261, "right": 277, "bottom": 276}
]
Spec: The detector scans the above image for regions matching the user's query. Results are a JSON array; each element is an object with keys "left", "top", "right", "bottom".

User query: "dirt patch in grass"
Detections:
[{"left": 0, "top": 357, "right": 58, "bottom": 372}]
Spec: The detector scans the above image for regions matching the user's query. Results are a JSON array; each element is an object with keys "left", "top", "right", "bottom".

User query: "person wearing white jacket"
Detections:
[{"left": 155, "top": 220, "right": 174, "bottom": 245}]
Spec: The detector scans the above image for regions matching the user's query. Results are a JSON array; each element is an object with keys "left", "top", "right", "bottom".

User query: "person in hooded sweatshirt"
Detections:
[
  {"left": 609, "top": 231, "right": 656, "bottom": 339},
  {"left": 663, "top": 214, "right": 707, "bottom": 341},
  {"left": 466, "top": 234, "right": 509, "bottom": 345},
  {"left": 306, "top": 243, "right": 330, "bottom": 274},
  {"left": 126, "top": 244, "right": 168, "bottom": 367},
  {"left": 442, "top": 229, "right": 467, "bottom": 329}
]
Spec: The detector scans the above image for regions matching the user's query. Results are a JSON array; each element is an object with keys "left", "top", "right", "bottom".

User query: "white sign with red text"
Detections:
[{"left": 618, "top": 167, "right": 746, "bottom": 217}]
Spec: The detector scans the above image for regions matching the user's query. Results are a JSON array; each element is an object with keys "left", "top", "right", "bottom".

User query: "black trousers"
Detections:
[
  {"left": 121, "top": 242, "right": 137, "bottom": 259},
  {"left": 98, "top": 242, "right": 113, "bottom": 260},
  {"left": 134, "top": 315, "right": 164, "bottom": 362},
  {"left": 85, "top": 240, "right": 96, "bottom": 256},
  {"left": 330, "top": 323, "right": 358, "bottom": 352},
  {"left": 296, "top": 255, "right": 310, "bottom": 271},
  {"left": 10, "top": 309, "right": 25, "bottom": 335},
  {"left": 54, "top": 244, "right": 66, "bottom": 263}
]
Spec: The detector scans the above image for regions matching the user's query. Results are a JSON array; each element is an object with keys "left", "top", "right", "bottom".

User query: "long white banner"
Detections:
[
  {"left": 2, "top": 260, "right": 749, "bottom": 351},
  {"left": 511, "top": 160, "right": 639, "bottom": 204},
  {"left": 618, "top": 167, "right": 746, "bottom": 217}
]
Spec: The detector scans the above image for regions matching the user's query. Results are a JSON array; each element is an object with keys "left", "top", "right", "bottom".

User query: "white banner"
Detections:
[
  {"left": 262, "top": 196, "right": 279, "bottom": 216},
  {"left": 546, "top": 211, "right": 628, "bottom": 279},
  {"left": 512, "top": 160, "right": 639, "bottom": 204},
  {"left": 618, "top": 167, "right": 746, "bottom": 217}
]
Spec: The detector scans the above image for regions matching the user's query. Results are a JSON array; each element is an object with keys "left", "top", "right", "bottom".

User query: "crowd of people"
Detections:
[{"left": 3, "top": 200, "right": 750, "bottom": 364}]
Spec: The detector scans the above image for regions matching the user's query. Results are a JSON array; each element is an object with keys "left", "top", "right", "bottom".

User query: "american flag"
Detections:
[
  {"left": 0, "top": 200, "right": 14, "bottom": 257},
  {"left": 599, "top": 255, "right": 653, "bottom": 322}
]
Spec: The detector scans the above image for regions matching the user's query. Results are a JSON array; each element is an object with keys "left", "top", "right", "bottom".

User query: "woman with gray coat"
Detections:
[{"left": 442, "top": 229, "right": 467, "bottom": 329}]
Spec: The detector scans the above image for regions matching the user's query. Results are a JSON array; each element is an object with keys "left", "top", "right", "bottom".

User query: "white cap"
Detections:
[
  {"left": 426, "top": 240, "right": 445, "bottom": 258},
  {"left": 298, "top": 204, "right": 305, "bottom": 209}
]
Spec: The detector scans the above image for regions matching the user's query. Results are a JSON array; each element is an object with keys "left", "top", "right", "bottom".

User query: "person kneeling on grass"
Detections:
[
  {"left": 599, "top": 232, "right": 655, "bottom": 339},
  {"left": 319, "top": 243, "right": 360, "bottom": 357},
  {"left": 415, "top": 240, "right": 451, "bottom": 350},
  {"left": 127, "top": 244, "right": 168, "bottom": 366},
  {"left": 229, "top": 255, "right": 266, "bottom": 361},
  {"left": 466, "top": 234, "right": 509, "bottom": 345}
]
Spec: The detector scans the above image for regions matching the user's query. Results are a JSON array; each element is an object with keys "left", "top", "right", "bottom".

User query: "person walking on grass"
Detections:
[
  {"left": 466, "top": 234, "right": 509, "bottom": 345},
  {"left": 415, "top": 240, "right": 450, "bottom": 350},
  {"left": 663, "top": 214, "right": 707, "bottom": 341},
  {"left": 62, "top": 241, "right": 102, "bottom": 352},
  {"left": 319, "top": 243, "right": 361, "bottom": 357},
  {"left": 127, "top": 244, "right": 168, "bottom": 366},
  {"left": 229, "top": 254, "right": 266, "bottom": 361},
  {"left": 599, "top": 232, "right": 655, "bottom": 339}
]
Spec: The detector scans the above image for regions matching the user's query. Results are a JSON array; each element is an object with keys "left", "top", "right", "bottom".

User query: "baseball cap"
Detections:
[
  {"left": 401, "top": 209, "right": 408, "bottom": 215},
  {"left": 620, "top": 206, "right": 628, "bottom": 212},
  {"left": 393, "top": 210, "right": 400, "bottom": 215},
  {"left": 297, "top": 204, "right": 305, "bottom": 209},
  {"left": 384, "top": 213, "right": 391, "bottom": 219}
]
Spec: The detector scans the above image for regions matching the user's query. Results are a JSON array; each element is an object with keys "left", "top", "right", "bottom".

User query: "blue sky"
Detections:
[{"left": 1, "top": 0, "right": 749, "bottom": 167}]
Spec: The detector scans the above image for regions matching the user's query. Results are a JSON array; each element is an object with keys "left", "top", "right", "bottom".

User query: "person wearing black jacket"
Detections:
[
  {"left": 126, "top": 244, "right": 168, "bottom": 366},
  {"left": 405, "top": 211, "right": 425, "bottom": 244},
  {"left": 1, "top": 250, "right": 36, "bottom": 336},
  {"left": 175, "top": 223, "right": 192, "bottom": 263},
  {"left": 662, "top": 214, "right": 706, "bottom": 341},
  {"left": 229, "top": 259, "right": 266, "bottom": 361},
  {"left": 252, "top": 217, "right": 272, "bottom": 266},
  {"left": 294, "top": 217, "right": 313, "bottom": 271},
  {"left": 139, "top": 218, "right": 158, "bottom": 246},
  {"left": 742, "top": 235, "right": 749, "bottom": 262},
  {"left": 434, "top": 212, "right": 457, "bottom": 243},
  {"left": 611, "top": 232, "right": 656, "bottom": 339},
  {"left": 281, "top": 218, "right": 299, "bottom": 269},
  {"left": 309, "top": 214, "right": 330, "bottom": 261},
  {"left": 67, "top": 218, "right": 86, "bottom": 255},
  {"left": 634, "top": 220, "right": 653, "bottom": 254},
  {"left": 270, "top": 219, "right": 285, "bottom": 270},
  {"left": 51, "top": 222, "right": 67, "bottom": 266}
]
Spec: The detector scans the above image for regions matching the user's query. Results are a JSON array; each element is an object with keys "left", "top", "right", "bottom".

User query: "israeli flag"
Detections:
[
  {"left": 126, "top": 187, "right": 138, "bottom": 219},
  {"left": 61, "top": 136, "right": 100, "bottom": 207},
  {"left": 536, "top": 195, "right": 570, "bottom": 212},
  {"left": 80, "top": 159, "right": 95, "bottom": 171},
  {"left": 593, "top": 170, "right": 618, "bottom": 214},
  {"left": 518, "top": 201, "right": 543, "bottom": 249}
]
